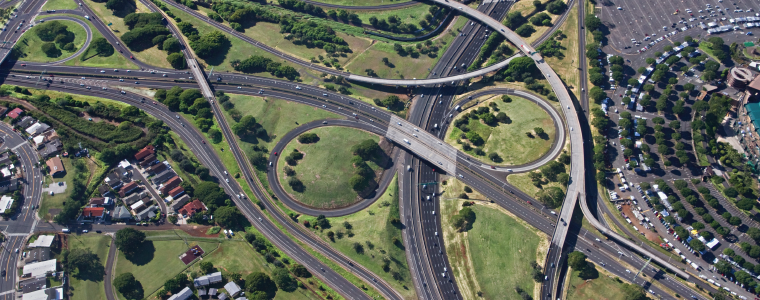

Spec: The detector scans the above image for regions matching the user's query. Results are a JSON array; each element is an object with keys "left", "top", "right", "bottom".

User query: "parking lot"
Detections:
[{"left": 597, "top": 0, "right": 760, "bottom": 55}]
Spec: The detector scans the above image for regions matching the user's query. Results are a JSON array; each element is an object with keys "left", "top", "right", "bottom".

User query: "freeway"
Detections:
[{"left": 301, "top": 0, "right": 419, "bottom": 10}]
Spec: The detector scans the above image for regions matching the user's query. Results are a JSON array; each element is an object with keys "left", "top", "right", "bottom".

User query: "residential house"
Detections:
[
  {"left": 89, "top": 197, "right": 112, "bottom": 207},
  {"left": 146, "top": 162, "right": 167, "bottom": 175},
  {"left": 119, "top": 182, "right": 139, "bottom": 197},
  {"left": 22, "top": 259, "right": 56, "bottom": 278},
  {"left": 170, "top": 195, "right": 190, "bottom": 213},
  {"left": 104, "top": 172, "right": 123, "bottom": 189},
  {"left": 208, "top": 288, "right": 218, "bottom": 297},
  {"left": 134, "top": 145, "right": 155, "bottom": 161},
  {"left": 0, "top": 179, "right": 20, "bottom": 194},
  {"left": 0, "top": 153, "right": 11, "bottom": 167},
  {"left": 118, "top": 159, "right": 131, "bottom": 170},
  {"left": 198, "top": 288, "right": 206, "bottom": 297},
  {"left": 79, "top": 207, "right": 106, "bottom": 223},
  {"left": 159, "top": 176, "right": 181, "bottom": 195},
  {"left": 22, "top": 287, "right": 63, "bottom": 300},
  {"left": 32, "top": 136, "right": 45, "bottom": 149},
  {"left": 193, "top": 272, "right": 222, "bottom": 287},
  {"left": 139, "top": 154, "right": 157, "bottom": 167},
  {"left": 151, "top": 170, "right": 177, "bottom": 185},
  {"left": 218, "top": 293, "right": 228, "bottom": 300},
  {"left": 111, "top": 205, "right": 132, "bottom": 220},
  {"left": 7, "top": 108, "right": 23, "bottom": 119},
  {"left": 24, "top": 248, "right": 51, "bottom": 264},
  {"left": 167, "top": 287, "right": 193, "bottom": 300},
  {"left": 114, "top": 167, "right": 130, "bottom": 182},
  {"left": 130, "top": 200, "right": 147, "bottom": 213},
  {"left": 45, "top": 157, "right": 65, "bottom": 177},
  {"left": 122, "top": 194, "right": 141, "bottom": 206},
  {"left": 168, "top": 186, "right": 184, "bottom": 198},
  {"left": 135, "top": 205, "right": 157, "bottom": 221},
  {"left": 16, "top": 116, "right": 33, "bottom": 128},
  {"left": 97, "top": 184, "right": 112, "bottom": 197},
  {"left": 42, "top": 130, "right": 58, "bottom": 142},
  {"left": 38, "top": 140, "right": 62, "bottom": 159},
  {"left": 0, "top": 107, "right": 8, "bottom": 118},
  {"left": 25, "top": 122, "right": 50, "bottom": 136},
  {"left": 179, "top": 200, "right": 205, "bottom": 217},
  {"left": 224, "top": 281, "right": 242, "bottom": 297},
  {"left": 28, "top": 235, "right": 55, "bottom": 248},
  {"left": 0, "top": 195, "right": 13, "bottom": 214}
]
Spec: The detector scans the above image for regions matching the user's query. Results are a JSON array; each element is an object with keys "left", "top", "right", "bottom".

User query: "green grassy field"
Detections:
[
  {"left": 32, "top": 15, "right": 138, "bottom": 69},
  {"left": 308, "top": 0, "right": 412, "bottom": 6},
  {"left": 441, "top": 200, "right": 546, "bottom": 300},
  {"left": 565, "top": 266, "right": 628, "bottom": 300},
  {"left": 114, "top": 238, "right": 218, "bottom": 298},
  {"left": 83, "top": 0, "right": 172, "bottom": 69},
  {"left": 15, "top": 20, "right": 87, "bottom": 62},
  {"left": 38, "top": 158, "right": 89, "bottom": 221},
  {"left": 68, "top": 233, "right": 111, "bottom": 300},
  {"left": 506, "top": 172, "right": 565, "bottom": 199},
  {"left": 299, "top": 176, "right": 416, "bottom": 299},
  {"left": 352, "top": 3, "right": 432, "bottom": 25},
  {"left": 277, "top": 126, "right": 381, "bottom": 209},
  {"left": 165, "top": 6, "right": 299, "bottom": 75},
  {"left": 544, "top": 2, "right": 579, "bottom": 95},
  {"left": 444, "top": 95, "right": 555, "bottom": 165},
  {"left": 41, "top": 0, "right": 78, "bottom": 11},
  {"left": 185, "top": 239, "right": 321, "bottom": 300},
  {"left": 344, "top": 15, "right": 465, "bottom": 79},
  {"left": 221, "top": 94, "right": 341, "bottom": 151}
]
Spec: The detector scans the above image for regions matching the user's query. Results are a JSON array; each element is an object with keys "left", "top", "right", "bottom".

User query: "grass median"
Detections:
[
  {"left": 277, "top": 126, "right": 382, "bottom": 209},
  {"left": 14, "top": 20, "right": 87, "bottom": 63},
  {"left": 41, "top": 0, "right": 78, "bottom": 11},
  {"left": 299, "top": 175, "right": 417, "bottom": 299},
  {"left": 441, "top": 198, "right": 548, "bottom": 299},
  {"left": 444, "top": 95, "right": 556, "bottom": 166}
]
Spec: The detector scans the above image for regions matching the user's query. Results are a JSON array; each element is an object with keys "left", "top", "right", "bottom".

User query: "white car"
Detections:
[{"left": 617, "top": 6, "right": 622, "bottom": 10}]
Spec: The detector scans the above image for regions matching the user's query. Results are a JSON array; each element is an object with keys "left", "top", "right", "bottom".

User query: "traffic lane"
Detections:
[
  {"left": 2, "top": 79, "right": 382, "bottom": 300},
  {"left": 0, "top": 123, "right": 42, "bottom": 230},
  {"left": 0, "top": 236, "right": 22, "bottom": 293},
  {"left": 266, "top": 119, "right": 396, "bottom": 217}
]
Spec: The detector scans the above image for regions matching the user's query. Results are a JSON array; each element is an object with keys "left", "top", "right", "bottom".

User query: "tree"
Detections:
[
  {"left": 589, "top": 86, "right": 606, "bottom": 103},
  {"left": 534, "top": 127, "right": 545, "bottom": 136},
  {"left": 167, "top": 52, "right": 187, "bottom": 69},
  {"left": 515, "top": 24, "right": 535, "bottom": 37},
  {"left": 214, "top": 206, "right": 243, "bottom": 228},
  {"left": 690, "top": 239, "right": 705, "bottom": 252},
  {"left": 621, "top": 284, "right": 647, "bottom": 300},
  {"left": 115, "top": 228, "right": 146, "bottom": 256},
  {"left": 41, "top": 42, "right": 61, "bottom": 57},
  {"left": 114, "top": 273, "right": 143, "bottom": 300},
  {"left": 89, "top": 37, "right": 114, "bottom": 56},
  {"left": 199, "top": 261, "right": 214, "bottom": 274},
  {"left": 245, "top": 272, "right": 278, "bottom": 298},
  {"left": 291, "top": 263, "right": 312, "bottom": 278},
  {"left": 567, "top": 251, "right": 587, "bottom": 270},
  {"left": 191, "top": 31, "right": 230, "bottom": 59},
  {"left": 163, "top": 37, "right": 181, "bottom": 53},
  {"left": 272, "top": 268, "right": 297, "bottom": 292},
  {"left": 297, "top": 133, "right": 319, "bottom": 144}
]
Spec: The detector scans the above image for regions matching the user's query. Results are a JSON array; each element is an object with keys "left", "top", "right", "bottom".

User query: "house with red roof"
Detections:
[
  {"left": 159, "top": 176, "right": 181, "bottom": 195},
  {"left": 119, "top": 181, "right": 139, "bottom": 197},
  {"left": 79, "top": 207, "right": 107, "bottom": 223},
  {"left": 7, "top": 108, "right": 23, "bottom": 119},
  {"left": 134, "top": 145, "right": 155, "bottom": 161},
  {"left": 168, "top": 186, "right": 184, "bottom": 198},
  {"left": 179, "top": 200, "right": 205, "bottom": 217}
]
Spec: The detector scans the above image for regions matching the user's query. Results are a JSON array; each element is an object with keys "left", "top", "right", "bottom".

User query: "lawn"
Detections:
[
  {"left": 114, "top": 238, "right": 218, "bottom": 298},
  {"left": 41, "top": 0, "right": 78, "bottom": 11},
  {"left": 299, "top": 176, "right": 416, "bottom": 299},
  {"left": 185, "top": 239, "right": 321, "bottom": 300},
  {"left": 39, "top": 157, "right": 85, "bottom": 221},
  {"left": 238, "top": 20, "right": 373, "bottom": 70},
  {"left": 164, "top": 5, "right": 300, "bottom": 75},
  {"left": 221, "top": 94, "right": 341, "bottom": 152},
  {"left": 344, "top": 15, "right": 464, "bottom": 79},
  {"left": 307, "top": 0, "right": 413, "bottom": 6},
  {"left": 543, "top": 2, "right": 579, "bottom": 95},
  {"left": 506, "top": 172, "right": 565, "bottom": 199},
  {"left": 15, "top": 20, "right": 87, "bottom": 63},
  {"left": 277, "top": 126, "right": 382, "bottom": 209},
  {"left": 83, "top": 0, "right": 172, "bottom": 69},
  {"left": 565, "top": 265, "right": 628, "bottom": 300},
  {"left": 444, "top": 95, "right": 556, "bottom": 165},
  {"left": 32, "top": 14, "right": 138, "bottom": 69},
  {"left": 441, "top": 199, "right": 547, "bottom": 300},
  {"left": 68, "top": 233, "right": 111, "bottom": 300},
  {"left": 352, "top": 3, "right": 432, "bottom": 25}
]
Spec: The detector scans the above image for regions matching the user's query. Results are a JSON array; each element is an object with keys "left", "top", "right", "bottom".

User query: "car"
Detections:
[
  {"left": 1, "top": 270, "right": 6, "bottom": 277},
  {"left": 130, "top": 56, "right": 134, "bottom": 59},
  {"left": 14, "top": 248, "right": 18, "bottom": 253},
  {"left": 617, "top": 6, "right": 622, "bottom": 10},
  {"left": 100, "top": 70, "right": 105, "bottom": 73},
  {"left": 82, "top": 230, "right": 88, "bottom": 233}
]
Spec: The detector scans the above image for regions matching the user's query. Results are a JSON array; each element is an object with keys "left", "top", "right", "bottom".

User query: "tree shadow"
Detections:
[
  {"left": 124, "top": 241, "right": 155, "bottom": 266},
  {"left": 201, "top": 41, "right": 232, "bottom": 67},
  {"left": 74, "top": 258, "right": 105, "bottom": 282},
  {"left": 578, "top": 262, "right": 600, "bottom": 280},
  {"left": 121, "top": 280, "right": 144, "bottom": 300}
]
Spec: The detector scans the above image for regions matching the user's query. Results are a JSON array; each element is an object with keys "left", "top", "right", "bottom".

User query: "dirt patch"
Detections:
[
  {"left": 79, "top": 112, "right": 119, "bottom": 126},
  {"left": 180, "top": 225, "right": 219, "bottom": 238},
  {"left": 619, "top": 203, "right": 660, "bottom": 243},
  {"left": 179, "top": 245, "right": 205, "bottom": 265}
]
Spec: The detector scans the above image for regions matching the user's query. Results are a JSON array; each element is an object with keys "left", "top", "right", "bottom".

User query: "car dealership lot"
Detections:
[{"left": 597, "top": 0, "right": 760, "bottom": 55}]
